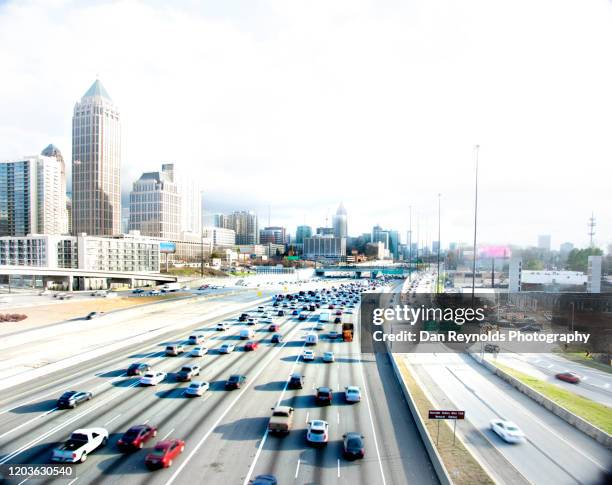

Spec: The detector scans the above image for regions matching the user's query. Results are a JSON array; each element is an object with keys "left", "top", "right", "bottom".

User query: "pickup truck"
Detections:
[
  {"left": 51, "top": 428, "right": 108, "bottom": 463},
  {"left": 268, "top": 406, "right": 294, "bottom": 435}
]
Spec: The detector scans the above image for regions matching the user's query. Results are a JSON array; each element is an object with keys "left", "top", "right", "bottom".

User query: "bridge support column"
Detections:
[
  {"left": 68, "top": 275, "right": 74, "bottom": 292},
  {"left": 130, "top": 277, "right": 136, "bottom": 288}
]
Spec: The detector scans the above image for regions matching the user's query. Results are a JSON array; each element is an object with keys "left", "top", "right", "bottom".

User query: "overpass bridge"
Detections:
[
  {"left": 315, "top": 265, "right": 411, "bottom": 278},
  {"left": 0, "top": 266, "right": 177, "bottom": 291}
]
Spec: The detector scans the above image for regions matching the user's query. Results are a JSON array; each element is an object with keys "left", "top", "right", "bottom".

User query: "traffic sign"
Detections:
[{"left": 428, "top": 410, "right": 465, "bottom": 420}]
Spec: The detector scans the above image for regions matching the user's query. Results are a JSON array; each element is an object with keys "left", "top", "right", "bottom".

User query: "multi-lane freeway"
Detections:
[{"left": 0, "top": 280, "right": 437, "bottom": 484}]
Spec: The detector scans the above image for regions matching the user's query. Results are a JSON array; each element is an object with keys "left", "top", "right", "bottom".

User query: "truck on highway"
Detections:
[
  {"left": 51, "top": 428, "right": 108, "bottom": 463},
  {"left": 342, "top": 323, "right": 354, "bottom": 342},
  {"left": 268, "top": 406, "right": 294, "bottom": 435},
  {"left": 161, "top": 282, "right": 181, "bottom": 292}
]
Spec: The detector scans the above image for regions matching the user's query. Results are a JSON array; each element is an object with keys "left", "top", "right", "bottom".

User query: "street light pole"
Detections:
[
  {"left": 436, "top": 194, "right": 441, "bottom": 293},
  {"left": 471, "top": 145, "right": 480, "bottom": 304},
  {"left": 409, "top": 205, "right": 412, "bottom": 277}
]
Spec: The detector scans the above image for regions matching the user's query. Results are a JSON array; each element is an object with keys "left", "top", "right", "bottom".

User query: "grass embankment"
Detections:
[
  {"left": 556, "top": 351, "right": 612, "bottom": 375},
  {"left": 164, "top": 267, "right": 227, "bottom": 277},
  {"left": 396, "top": 359, "right": 494, "bottom": 485},
  {"left": 493, "top": 362, "right": 612, "bottom": 434}
]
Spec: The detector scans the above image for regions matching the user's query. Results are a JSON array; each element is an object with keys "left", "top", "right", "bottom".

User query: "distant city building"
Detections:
[
  {"left": 560, "top": 242, "right": 574, "bottom": 256},
  {"left": 332, "top": 202, "right": 348, "bottom": 239},
  {"left": 128, "top": 165, "right": 180, "bottom": 240},
  {"left": 537, "top": 234, "right": 551, "bottom": 251},
  {"left": 372, "top": 225, "right": 389, "bottom": 249},
  {"left": 295, "top": 225, "right": 313, "bottom": 244},
  {"left": 72, "top": 79, "right": 122, "bottom": 236},
  {"left": 508, "top": 257, "right": 522, "bottom": 292},
  {"left": 303, "top": 235, "right": 346, "bottom": 260},
  {"left": 389, "top": 230, "right": 400, "bottom": 259},
  {"left": 164, "top": 163, "right": 201, "bottom": 235},
  {"left": 227, "top": 211, "right": 259, "bottom": 245},
  {"left": 587, "top": 255, "right": 602, "bottom": 293},
  {"left": 202, "top": 226, "right": 236, "bottom": 247},
  {"left": 432, "top": 240, "right": 440, "bottom": 254},
  {"left": 0, "top": 151, "right": 68, "bottom": 236},
  {"left": 260, "top": 226, "right": 287, "bottom": 245},
  {"left": 316, "top": 227, "right": 334, "bottom": 236}
]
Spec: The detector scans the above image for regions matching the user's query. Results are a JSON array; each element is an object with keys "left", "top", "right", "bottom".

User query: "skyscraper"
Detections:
[
  {"left": 295, "top": 225, "right": 313, "bottom": 244},
  {"left": 227, "top": 211, "right": 259, "bottom": 245},
  {"left": 332, "top": 202, "right": 348, "bottom": 239},
  {"left": 128, "top": 164, "right": 180, "bottom": 240},
  {"left": 0, "top": 150, "right": 68, "bottom": 236},
  {"left": 72, "top": 79, "right": 121, "bottom": 236}
]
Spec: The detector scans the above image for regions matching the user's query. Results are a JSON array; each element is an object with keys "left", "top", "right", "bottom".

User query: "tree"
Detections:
[{"left": 566, "top": 247, "right": 603, "bottom": 272}]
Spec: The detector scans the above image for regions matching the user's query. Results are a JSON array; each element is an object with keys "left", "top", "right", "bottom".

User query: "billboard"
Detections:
[{"left": 159, "top": 241, "right": 176, "bottom": 254}]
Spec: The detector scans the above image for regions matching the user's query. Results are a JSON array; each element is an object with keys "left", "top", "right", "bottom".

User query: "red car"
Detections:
[
  {"left": 555, "top": 372, "right": 580, "bottom": 384},
  {"left": 335, "top": 310, "right": 342, "bottom": 316},
  {"left": 145, "top": 439, "right": 185, "bottom": 469},
  {"left": 117, "top": 424, "right": 158, "bottom": 451},
  {"left": 244, "top": 340, "right": 259, "bottom": 351},
  {"left": 268, "top": 324, "right": 279, "bottom": 332}
]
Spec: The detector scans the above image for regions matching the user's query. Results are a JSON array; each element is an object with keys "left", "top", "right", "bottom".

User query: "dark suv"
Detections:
[
  {"left": 315, "top": 387, "right": 333, "bottom": 405},
  {"left": 288, "top": 373, "right": 304, "bottom": 389}
]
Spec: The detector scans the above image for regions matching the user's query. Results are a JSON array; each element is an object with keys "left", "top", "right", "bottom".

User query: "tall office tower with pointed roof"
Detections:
[
  {"left": 332, "top": 202, "right": 348, "bottom": 239},
  {"left": 72, "top": 79, "right": 121, "bottom": 236}
]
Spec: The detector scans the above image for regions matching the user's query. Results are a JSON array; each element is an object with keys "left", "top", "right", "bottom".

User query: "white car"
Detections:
[
  {"left": 322, "top": 352, "right": 335, "bottom": 363},
  {"left": 184, "top": 381, "right": 210, "bottom": 397},
  {"left": 261, "top": 317, "right": 273, "bottom": 324},
  {"left": 149, "top": 289, "right": 161, "bottom": 295},
  {"left": 315, "top": 323, "right": 325, "bottom": 331},
  {"left": 490, "top": 420, "right": 525, "bottom": 443},
  {"left": 344, "top": 386, "right": 361, "bottom": 403},
  {"left": 306, "top": 420, "right": 329, "bottom": 446},
  {"left": 302, "top": 350, "right": 315, "bottom": 361},
  {"left": 216, "top": 322, "right": 230, "bottom": 331},
  {"left": 247, "top": 317, "right": 259, "bottom": 325},
  {"left": 219, "top": 343, "right": 235, "bottom": 354},
  {"left": 140, "top": 371, "right": 166, "bottom": 386},
  {"left": 190, "top": 346, "right": 209, "bottom": 357}
]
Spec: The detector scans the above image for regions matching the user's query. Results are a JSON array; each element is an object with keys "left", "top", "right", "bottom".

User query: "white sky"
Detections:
[{"left": 1, "top": 0, "right": 611, "bottom": 250}]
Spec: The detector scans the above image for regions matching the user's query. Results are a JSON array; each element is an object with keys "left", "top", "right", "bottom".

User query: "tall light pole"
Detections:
[
  {"left": 436, "top": 193, "right": 441, "bottom": 293},
  {"left": 409, "top": 205, "right": 412, "bottom": 276},
  {"left": 471, "top": 145, "right": 480, "bottom": 303}
]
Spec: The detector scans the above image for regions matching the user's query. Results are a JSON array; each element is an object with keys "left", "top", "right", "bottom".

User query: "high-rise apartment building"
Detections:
[
  {"left": 128, "top": 164, "right": 180, "bottom": 240},
  {"left": 295, "top": 225, "right": 312, "bottom": 244},
  {"left": 0, "top": 150, "right": 68, "bottom": 236},
  {"left": 227, "top": 211, "right": 259, "bottom": 245},
  {"left": 163, "top": 163, "right": 201, "bottom": 235},
  {"left": 260, "top": 226, "right": 287, "bottom": 245},
  {"left": 72, "top": 79, "right": 121, "bottom": 236},
  {"left": 332, "top": 202, "right": 348, "bottom": 239}
]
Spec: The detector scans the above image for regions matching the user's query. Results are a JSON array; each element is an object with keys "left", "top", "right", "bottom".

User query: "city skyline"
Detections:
[{"left": 1, "top": 1, "right": 611, "bottom": 248}]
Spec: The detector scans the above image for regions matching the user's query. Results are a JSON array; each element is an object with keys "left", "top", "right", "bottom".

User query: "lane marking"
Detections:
[
  {"left": 0, "top": 406, "right": 58, "bottom": 440},
  {"left": 295, "top": 458, "right": 301, "bottom": 478},
  {"left": 143, "top": 418, "right": 150, "bottom": 424},
  {"left": 337, "top": 458, "right": 341, "bottom": 477},
  {"left": 161, "top": 428, "right": 175, "bottom": 440},
  {"left": 305, "top": 412, "right": 309, "bottom": 424},
  {"left": 104, "top": 414, "right": 121, "bottom": 426}
]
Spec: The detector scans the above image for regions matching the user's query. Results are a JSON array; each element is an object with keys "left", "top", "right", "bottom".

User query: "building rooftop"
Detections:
[{"left": 82, "top": 79, "right": 112, "bottom": 101}]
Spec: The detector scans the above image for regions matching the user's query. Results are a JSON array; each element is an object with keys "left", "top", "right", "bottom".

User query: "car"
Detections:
[
  {"left": 298, "top": 312, "right": 308, "bottom": 320},
  {"left": 219, "top": 343, "right": 235, "bottom": 354},
  {"left": 344, "top": 386, "right": 361, "bottom": 403},
  {"left": 140, "top": 371, "right": 166, "bottom": 386},
  {"left": 52, "top": 428, "right": 108, "bottom": 463},
  {"left": 117, "top": 424, "right": 158, "bottom": 451},
  {"left": 198, "top": 284, "right": 209, "bottom": 290},
  {"left": 288, "top": 373, "right": 304, "bottom": 389},
  {"left": 519, "top": 324, "right": 541, "bottom": 332},
  {"left": 268, "top": 323, "right": 279, "bottom": 332},
  {"left": 257, "top": 306, "right": 265, "bottom": 312},
  {"left": 188, "top": 334, "right": 204, "bottom": 345},
  {"left": 85, "top": 311, "right": 103, "bottom": 320},
  {"left": 291, "top": 310, "right": 299, "bottom": 316},
  {"left": 190, "top": 345, "right": 209, "bottom": 357},
  {"left": 127, "top": 362, "right": 151, "bottom": 376},
  {"left": 145, "top": 439, "right": 185, "bottom": 469},
  {"left": 342, "top": 432, "right": 365, "bottom": 460},
  {"left": 226, "top": 374, "right": 246, "bottom": 389},
  {"left": 261, "top": 317, "right": 273, "bottom": 324},
  {"left": 555, "top": 371, "right": 581, "bottom": 384},
  {"left": 333, "top": 317, "right": 342, "bottom": 324},
  {"left": 322, "top": 351, "right": 335, "bottom": 363},
  {"left": 250, "top": 474, "right": 278, "bottom": 485},
  {"left": 216, "top": 322, "right": 230, "bottom": 331},
  {"left": 244, "top": 340, "right": 259, "bottom": 351},
  {"left": 239, "top": 313, "right": 249, "bottom": 322},
  {"left": 315, "top": 387, "right": 333, "bottom": 405},
  {"left": 57, "top": 391, "right": 93, "bottom": 409},
  {"left": 302, "top": 350, "right": 315, "bottom": 361},
  {"left": 132, "top": 288, "right": 145, "bottom": 294},
  {"left": 176, "top": 365, "right": 201, "bottom": 381},
  {"left": 490, "top": 419, "right": 525, "bottom": 443},
  {"left": 306, "top": 420, "right": 329, "bottom": 446},
  {"left": 184, "top": 381, "right": 210, "bottom": 397},
  {"left": 149, "top": 289, "right": 161, "bottom": 296},
  {"left": 271, "top": 333, "right": 283, "bottom": 344},
  {"left": 314, "top": 322, "right": 325, "bottom": 331},
  {"left": 247, "top": 317, "right": 259, "bottom": 325},
  {"left": 328, "top": 331, "right": 340, "bottom": 340},
  {"left": 165, "top": 344, "right": 184, "bottom": 356},
  {"left": 277, "top": 310, "right": 286, "bottom": 316}
]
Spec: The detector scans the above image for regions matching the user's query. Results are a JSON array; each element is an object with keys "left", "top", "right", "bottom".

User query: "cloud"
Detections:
[{"left": 0, "top": 0, "right": 611, "bottom": 248}]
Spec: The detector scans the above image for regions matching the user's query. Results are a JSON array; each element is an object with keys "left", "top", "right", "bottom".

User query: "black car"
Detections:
[
  {"left": 57, "top": 390, "right": 92, "bottom": 409},
  {"left": 288, "top": 373, "right": 304, "bottom": 389},
  {"left": 226, "top": 374, "right": 247, "bottom": 390},
  {"left": 239, "top": 313, "right": 249, "bottom": 322},
  {"left": 277, "top": 310, "right": 285, "bottom": 317},
  {"left": 271, "top": 333, "right": 283, "bottom": 344},
  {"left": 291, "top": 310, "right": 299, "bottom": 316},
  {"left": 127, "top": 362, "right": 151, "bottom": 376},
  {"left": 343, "top": 432, "right": 365, "bottom": 460},
  {"left": 333, "top": 317, "right": 342, "bottom": 324},
  {"left": 315, "top": 387, "right": 333, "bottom": 405},
  {"left": 176, "top": 365, "right": 201, "bottom": 381}
]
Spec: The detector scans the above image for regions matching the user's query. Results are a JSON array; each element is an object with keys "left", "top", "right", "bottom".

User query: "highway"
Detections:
[{"left": 0, "top": 281, "right": 438, "bottom": 485}]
